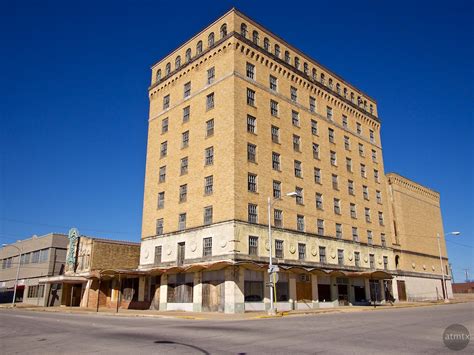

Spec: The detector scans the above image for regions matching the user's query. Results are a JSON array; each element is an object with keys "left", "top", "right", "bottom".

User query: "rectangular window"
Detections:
[
  {"left": 297, "top": 215, "right": 305, "bottom": 232},
  {"left": 374, "top": 169, "right": 380, "bottom": 183},
  {"left": 326, "top": 106, "right": 333, "bottom": 120},
  {"left": 156, "top": 219, "right": 164, "bottom": 235},
  {"left": 348, "top": 180, "right": 354, "bottom": 195},
  {"left": 160, "top": 141, "right": 167, "bottom": 158},
  {"left": 370, "top": 254, "right": 375, "bottom": 269},
  {"left": 184, "top": 81, "right": 191, "bottom": 98},
  {"left": 330, "top": 151, "right": 337, "bottom": 166},
  {"left": 338, "top": 249, "right": 344, "bottom": 266},
  {"left": 274, "top": 209, "right": 283, "bottom": 228},
  {"left": 344, "top": 136, "right": 350, "bottom": 150},
  {"left": 319, "top": 246, "right": 326, "bottom": 263},
  {"left": 248, "top": 173, "right": 257, "bottom": 192},
  {"left": 316, "top": 193, "right": 323, "bottom": 210},
  {"left": 246, "top": 62, "right": 255, "bottom": 79},
  {"left": 163, "top": 94, "right": 170, "bottom": 110},
  {"left": 372, "top": 149, "right": 377, "bottom": 163},
  {"left": 207, "top": 67, "right": 215, "bottom": 85},
  {"left": 247, "top": 88, "right": 256, "bottom": 106},
  {"left": 181, "top": 131, "right": 189, "bottom": 148},
  {"left": 292, "top": 110, "right": 300, "bottom": 127},
  {"left": 350, "top": 203, "right": 357, "bottom": 219},
  {"left": 206, "top": 119, "right": 214, "bottom": 137},
  {"left": 314, "top": 167, "right": 321, "bottom": 184},
  {"left": 270, "top": 100, "right": 279, "bottom": 116},
  {"left": 378, "top": 211, "right": 384, "bottom": 226},
  {"left": 247, "top": 115, "right": 256, "bottom": 133},
  {"left": 178, "top": 213, "right": 186, "bottom": 231},
  {"left": 376, "top": 190, "right": 382, "bottom": 204},
  {"left": 381, "top": 233, "right": 386, "bottom": 247},
  {"left": 352, "top": 227, "right": 359, "bottom": 242},
  {"left": 39, "top": 249, "right": 49, "bottom": 263},
  {"left": 249, "top": 236, "right": 259, "bottom": 256},
  {"left": 383, "top": 256, "right": 388, "bottom": 270},
  {"left": 293, "top": 135, "right": 301, "bottom": 152},
  {"left": 204, "top": 175, "right": 213, "bottom": 195},
  {"left": 296, "top": 187, "right": 304, "bottom": 205},
  {"left": 157, "top": 191, "right": 165, "bottom": 209},
  {"left": 370, "top": 129, "right": 375, "bottom": 143},
  {"left": 317, "top": 219, "right": 324, "bottom": 235},
  {"left": 312, "top": 143, "right": 320, "bottom": 159},
  {"left": 298, "top": 243, "right": 306, "bottom": 260},
  {"left": 332, "top": 174, "right": 338, "bottom": 190},
  {"left": 180, "top": 157, "right": 188, "bottom": 175},
  {"left": 269, "top": 75, "right": 278, "bottom": 91},
  {"left": 328, "top": 128, "right": 335, "bottom": 143},
  {"left": 356, "top": 122, "right": 362, "bottom": 135},
  {"left": 159, "top": 166, "right": 166, "bottom": 183},
  {"left": 336, "top": 223, "right": 342, "bottom": 239},
  {"left": 311, "top": 120, "right": 318, "bottom": 135},
  {"left": 367, "top": 230, "right": 373, "bottom": 245},
  {"left": 203, "top": 237, "right": 213, "bottom": 257},
  {"left": 290, "top": 86, "right": 297, "bottom": 102},
  {"left": 275, "top": 240, "right": 284, "bottom": 258},
  {"left": 272, "top": 152, "right": 281, "bottom": 170},
  {"left": 342, "top": 115, "right": 348, "bottom": 128},
  {"left": 294, "top": 160, "right": 302, "bottom": 178},
  {"left": 273, "top": 180, "right": 281, "bottom": 198},
  {"left": 354, "top": 251, "right": 360, "bottom": 267},
  {"left": 309, "top": 96, "right": 316, "bottom": 113},
  {"left": 183, "top": 105, "right": 190, "bottom": 122},
  {"left": 206, "top": 92, "right": 214, "bottom": 110},
  {"left": 359, "top": 143, "right": 365, "bottom": 157},
  {"left": 363, "top": 185, "right": 369, "bottom": 200},
  {"left": 361, "top": 164, "right": 366, "bottom": 178},
  {"left": 154, "top": 246, "right": 162, "bottom": 264},
  {"left": 179, "top": 184, "right": 187, "bottom": 202},
  {"left": 334, "top": 198, "right": 341, "bottom": 215},
  {"left": 248, "top": 204, "right": 258, "bottom": 223},
  {"left": 205, "top": 146, "right": 214, "bottom": 165},
  {"left": 247, "top": 143, "right": 257, "bottom": 162},
  {"left": 346, "top": 157, "right": 352, "bottom": 172},
  {"left": 161, "top": 118, "right": 169, "bottom": 134},
  {"left": 271, "top": 125, "right": 280, "bottom": 143},
  {"left": 204, "top": 206, "right": 213, "bottom": 225}
]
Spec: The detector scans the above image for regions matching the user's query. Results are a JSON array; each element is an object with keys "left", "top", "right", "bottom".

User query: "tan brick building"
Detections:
[{"left": 138, "top": 8, "right": 452, "bottom": 312}]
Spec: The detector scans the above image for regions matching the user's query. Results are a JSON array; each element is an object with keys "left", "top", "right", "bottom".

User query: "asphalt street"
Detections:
[{"left": 0, "top": 303, "right": 473, "bottom": 354}]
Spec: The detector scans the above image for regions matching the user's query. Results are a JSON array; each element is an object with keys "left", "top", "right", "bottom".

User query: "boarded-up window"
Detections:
[
  {"left": 167, "top": 273, "right": 193, "bottom": 303},
  {"left": 244, "top": 270, "right": 264, "bottom": 302}
]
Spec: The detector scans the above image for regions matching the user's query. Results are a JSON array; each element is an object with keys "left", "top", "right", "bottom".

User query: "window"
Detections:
[
  {"left": 291, "top": 110, "right": 300, "bottom": 127},
  {"left": 184, "top": 81, "right": 191, "bottom": 98},
  {"left": 220, "top": 23, "right": 227, "bottom": 38},
  {"left": 295, "top": 187, "right": 304, "bottom": 205},
  {"left": 344, "top": 136, "right": 350, "bottom": 150},
  {"left": 352, "top": 227, "right": 359, "bottom": 242},
  {"left": 367, "top": 230, "right": 373, "bottom": 245},
  {"left": 374, "top": 169, "right": 380, "bottom": 183},
  {"left": 156, "top": 218, "right": 163, "bottom": 235},
  {"left": 370, "top": 104, "right": 374, "bottom": 114},
  {"left": 343, "top": 88, "right": 348, "bottom": 98},
  {"left": 249, "top": 236, "right": 258, "bottom": 256},
  {"left": 271, "top": 125, "right": 280, "bottom": 143},
  {"left": 369, "top": 254, "right": 375, "bottom": 269},
  {"left": 346, "top": 158, "right": 352, "bottom": 172},
  {"left": 159, "top": 166, "right": 166, "bottom": 183},
  {"left": 181, "top": 131, "right": 189, "bottom": 148},
  {"left": 156, "top": 69, "right": 161, "bottom": 82},
  {"left": 272, "top": 152, "right": 281, "bottom": 170},
  {"left": 39, "top": 249, "right": 49, "bottom": 263},
  {"left": 247, "top": 114, "right": 256, "bottom": 133},
  {"left": 158, "top": 191, "right": 165, "bottom": 209},
  {"left": 178, "top": 213, "right": 186, "bottom": 231},
  {"left": 274, "top": 209, "right": 283, "bottom": 228},
  {"left": 361, "top": 164, "right": 366, "bottom": 178},
  {"left": 196, "top": 40, "right": 203, "bottom": 54},
  {"left": 314, "top": 167, "right": 321, "bottom": 184},
  {"left": 378, "top": 212, "right": 384, "bottom": 226},
  {"left": 370, "top": 129, "right": 375, "bottom": 143},
  {"left": 320, "top": 73, "right": 325, "bottom": 85},
  {"left": 246, "top": 62, "right": 255, "bottom": 79},
  {"left": 332, "top": 174, "right": 339, "bottom": 190},
  {"left": 203, "top": 237, "right": 212, "bottom": 256},
  {"left": 179, "top": 184, "right": 187, "bottom": 203},
  {"left": 334, "top": 198, "right": 341, "bottom": 215},
  {"left": 294, "top": 160, "right": 302, "bottom": 177},
  {"left": 165, "top": 62, "right": 171, "bottom": 75},
  {"left": 328, "top": 128, "right": 335, "bottom": 143},
  {"left": 338, "top": 249, "right": 344, "bottom": 265},
  {"left": 204, "top": 175, "right": 213, "bottom": 195},
  {"left": 206, "top": 93, "right": 215, "bottom": 110},
  {"left": 160, "top": 141, "right": 167, "bottom": 158},
  {"left": 312, "top": 68, "right": 317, "bottom": 80},
  {"left": 356, "top": 122, "right": 362, "bottom": 135},
  {"left": 161, "top": 118, "right": 169, "bottom": 134},
  {"left": 206, "top": 119, "right": 214, "bottom": 137},
  {"left": 372, "top": 150, "right": 377, "bottom": 163},
  {"left": 348, "top": 180, "right": 354, "bottom": 195},
  {"left": 185, "top": 48, "right": 191, "bottom": 63},
  {"left": 248, "top": 204, "right": 258, "bottom": 223},
  {"left": 269, "top": 75, "right": 277, "bottom": 91},
  {"left": 274, "top": 44, "right": 280, "bottom": 57},
  {"left": 205, "top": 146, "right": 214, "bottom": 165},
  {"left": 263, "top": 37, "right": 270, "bottom": 51},
  {"left": 316, "top": 193, "right": 323, "bottom": 210},
  {"left": 163, "top": 94, "right": 170, "bottom": 110},
  {"left": 376, "top": 190, "right": 382, "bottom": 204},
  {"left": 317, "top": 219, "right": 324, "bottom": 235},
  {"left": 275, "top": 239, "right": 284, "bottom": 258},
  {"left": 247, "top": 88, "right": 256, "bottom": 106},
  {"left": 311, "top": 120, "right": 318, "bottom": 135},
  {"left": 326, "top": 106, "right": 333, "bottom": 120},
  {"left": 180, "top": 157, "right": 188, "bottom": 175},
  {"left": 330, "top": 151, "right": 337, "bottom": 166},
  {"left": 175, "top": 56, "right": 181, "bottom": 70},
  {"left": 381, "top": 233, "right": 386, "bottom": 247},
  {"left": 247, "top": 143, "right": 257, "bottom": 162},
  {"left": 342, "top": 115, "right": 348, "bottom": 128},
  {"left": 294, "top": 56, "right": 300, "bottom": 69},
  {"left": 336, "top": 223, "right": 343, "bottom": 239},
  {"left": 297, "top": 215, "right": 305, "bottom": 232},
  {"left": 328, "top": 78, "right": 333, "bottom": 90},
  {"left": 298, "top": 243, "right": 306, "bottom": 260},
  {"left": 273, "top": 180, "right": 281, "bottom": 198},
  {"left": 293, "top": 135, "right": 301, "bottom": 152},
  {"left": 319, "top": 246, "right": 326, "bottom": 263},
  {"left": 336, "top": 83, "right": 341, "bottom": 94},
  {"left": 155, "top": 246, "right": 162, "bottom": 264},
  {"left": 248, "top": 173, "right": 257, "bottom": 192},
  {"left": 358, "top": 143, "right": 365, "bottom": 157},
  {"left": 303, "top": 62, "right": 309, "bottom": 74},
  {"left": 354, "top": 252, "right": 360, "bottom": 267},
  {"left": 350, "top": 203, "right": 357, "bottom": 219},
  {"left": 183, "top": 106, "right": 190, "bottom": 122},
  {"left": 284, "top": 50, "right": 290, "bottom": 63},
  {"left": 363, "top": 185, "right": 369, "bottom": 200},
  {"left": 208, "top": 32, "right": 215, "bottom": 47},
  {"left": 290, "top": 86, "right": 297, "bottom": 102},
  {"left": 270, "top": 100, "right": 279, "bottom": 116},
  {"left": 383, "top": 256, "right": 388, "bottom": 270},
  {"left": 207, "top": 67, "right": 215, "bottom": 84},
  {"left": 241, "top": 23, "right": 248, "bottom": 37},
  {"left": 310, "top": 144, "right": 319, "bottom": 160},
  {"left": 252, "top": 30, "right": 259, "bottom": 44}
]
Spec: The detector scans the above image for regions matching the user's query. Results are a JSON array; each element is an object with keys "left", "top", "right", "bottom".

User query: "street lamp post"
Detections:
[
  {"left": 437, "top": 232, "right": 460, "bottom": 302},
  {"left": 268, "top": 191, "right": 297, "bottom": 316},
  {"left": 2, "top": 244, "right": 23, "bottom": 307}
]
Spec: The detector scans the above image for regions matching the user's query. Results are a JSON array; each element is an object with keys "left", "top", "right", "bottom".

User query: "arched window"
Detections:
[
  {"left": 395, "top": 255, "right": 400, "bottom": 268},
  {"left": 220, "top": 24, "right": 227, "bottom": 38},
  {"left": 328, "top": 78, "right": 333, "bottom": 89},
  {"left": 294, "top": 57, "right": 300, "bottom": 69},
  {"left": 185, "top": 48, "right": 192, "bottom": 63},
  {"left": 343, "top": 88, "right": 348, "bottom": 98},
  {"left": 350, "top": 92, "right": 354, "bottom": 102},
  {"left": 175, "top": 56, "right": 181, "bottom": 69},
  {"left": 370, "top": 104, "right": 374, "bottom": 114},
  {"left": 312, "top": 68, "right": 317, "bottom": 80},
  {"left": 284, "top": 50, "right": 290, "bottom": 63},
  {"left": 320, "top": 73, "right": 325, "bottom": 85},
  {"left": 208, "top": 32, "right": 215, "bottom": 47},
  {"left": 303, "top": 63, "right": 308, "bottom": 74},
  {"left": 336, "top": 83, "right": 341, "bottom": 94},
  {"left": 241, "top": 23, "right": 248, "bottom": 38},
  {"left": 165, "top": 62, "right": 171, "bottom": 75},
  {"left": 364, "top": 100, "right": 367, "bottom": 110},
  {"left": 252, "top": 30, "right": 259, "bottom": 45},
  {"left": 357, "top": 96, "right": 362, "bottom": 106},
  {"left": 263, "top": 37, "right": 270, "bottom": 51},
  {"left": 156, "top": 69, "right": 162, "bottom": 82},
  {"left": 196, "top": 41, "right": 203, "bottom": 54},
  {"left": 274, "top": 44, "right": 280, "bottom": 58}
]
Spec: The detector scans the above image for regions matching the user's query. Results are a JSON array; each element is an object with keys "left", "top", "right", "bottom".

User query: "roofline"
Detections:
[{"left": 386, "top": 172, "right": 440, "bottom": 195}]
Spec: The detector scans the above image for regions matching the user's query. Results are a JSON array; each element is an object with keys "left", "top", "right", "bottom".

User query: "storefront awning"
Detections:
[{"left": 39, "top": 275, "right": 88, "bottom": 284}]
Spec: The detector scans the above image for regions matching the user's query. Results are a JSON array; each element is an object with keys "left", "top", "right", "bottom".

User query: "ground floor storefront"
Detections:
[{"left": 0, "top": 278, "right": 62, "bottom": 307}]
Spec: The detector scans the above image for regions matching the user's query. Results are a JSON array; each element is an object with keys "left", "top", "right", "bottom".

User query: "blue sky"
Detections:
[{"left": 1, "top": 0, "right": 472, "bottom": 282}]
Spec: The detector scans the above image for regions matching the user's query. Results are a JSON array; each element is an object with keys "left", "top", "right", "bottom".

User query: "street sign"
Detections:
[
  {"left": 266, "top": 282, "right": 274, "bottom": 288},
  {"left": 268, "top": 265, "right": 280, "bottom": 273}
]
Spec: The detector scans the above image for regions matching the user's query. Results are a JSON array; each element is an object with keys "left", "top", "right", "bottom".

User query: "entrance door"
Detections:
[
  {"left": 202, "top": 281, "right": 225, "bottom": 312},
  {"left": 150, "top": 275, "right": 161, "bottom": 310},
  {"left": 177, "top": 242, "right": 185, "bottom": 266},
  {"left": 337, "top": 285, "right": 349, "bottom": 305},
  {"left": 354, "top": 286, "right": 366, "bottom": 302},
  {"left": 318, "top": 284, "right": 331, "bottom": 302},
  {"left": 296, "top": 275, "right": 312, "bottom": 301},
  {"left": 369, "top": 280, "right": 382, "bottom": 302},
  {"left": 397, "top": 280, "right": 407, "bottom": 301}
]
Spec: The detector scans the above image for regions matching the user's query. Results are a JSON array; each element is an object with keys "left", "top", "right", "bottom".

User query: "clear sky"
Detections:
[{"left": 1, "top": 0, "right": 473, "bottom": 282}]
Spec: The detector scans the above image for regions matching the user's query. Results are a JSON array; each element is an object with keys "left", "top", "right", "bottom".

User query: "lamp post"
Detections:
[
  {"left": 268, "top": 191, "right": 297, "bottom": 316},
  {"left": 2, "top": 243, "right": 23, "bottom": 307},
  {"left": 437, "top": 231, "right": 460, "bottom": 302}
]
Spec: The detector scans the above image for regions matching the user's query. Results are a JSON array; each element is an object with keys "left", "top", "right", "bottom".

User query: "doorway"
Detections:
[
  {"left": 397, "top": 280, "right": 407, "bottom": 301},
  {"left": 337, "top": 285, "right": 349, "bottom": 305}
]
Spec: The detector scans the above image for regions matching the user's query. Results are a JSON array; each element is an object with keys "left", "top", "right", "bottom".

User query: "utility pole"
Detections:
[{"left": 463, "top": 269, "right": 470, "bottom": 283}]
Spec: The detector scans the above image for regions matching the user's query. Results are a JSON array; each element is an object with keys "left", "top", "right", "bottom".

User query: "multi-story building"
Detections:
[
  {"left": 0, "top": 233, "right": 68, "bottom": 306},
  {"left": 138, "top": 8, "right": 452, "bottom": 312}
]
